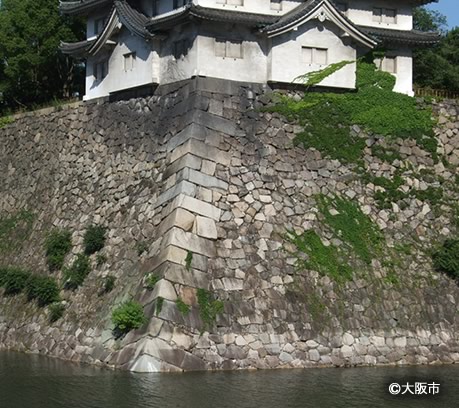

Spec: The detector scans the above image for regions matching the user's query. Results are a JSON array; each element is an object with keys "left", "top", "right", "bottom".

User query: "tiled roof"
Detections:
[
  {"left": 115, "top": 1, "right": 152, "bottom": 39},
  {"left": 59, "top": 0, "right": 113, "bottom": 15},
  {"left": 60, "top": 1, "right": 152, "bottom": 57},
  {"left": 146, "top": 4, "right": 277, "bottom": 31},
  {"left": 260, "top": 0, "right": 320, "bottom": 33},
  {"left": 359, "top": 26, "right": 441, "bottom": 46},
  {"left": 60, "top": 39, "right": 96, "bottom": 57}
]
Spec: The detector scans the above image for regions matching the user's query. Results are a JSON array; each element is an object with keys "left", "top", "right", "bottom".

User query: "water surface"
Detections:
[{"left": 1, "top": 351, "right": 458, "bottom": 408}]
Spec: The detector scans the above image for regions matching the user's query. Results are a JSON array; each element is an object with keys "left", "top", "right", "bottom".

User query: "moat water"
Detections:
[{"left": 0, "top": 351, "right": 458, "bottom": 408}]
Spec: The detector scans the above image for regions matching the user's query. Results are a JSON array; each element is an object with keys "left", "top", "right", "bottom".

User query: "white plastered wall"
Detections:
[
  {"left": 195, "top": 0, "right": 303, "bottom": 15},
  {"left": 195, "top": 24, "right": 269, "bottom": 83},
  {"left": 85, "top": 28, "right": 155, "bottom": 100},
  {"left": 159, "top": 24, "right": 200, "bottom": 84},
  {"left": 375, "top": 47, "right": 413, "bottom": 95},
  {"left": 345, "top": 0, "right": 413, "bottom": 30},
  {"left": 269, "top": 20, "right": 358, "bottom": 88}
]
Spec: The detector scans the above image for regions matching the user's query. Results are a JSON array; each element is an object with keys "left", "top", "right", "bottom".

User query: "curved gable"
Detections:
[{"left": 263, "top": 0, "right": 377, "bottom": 49}]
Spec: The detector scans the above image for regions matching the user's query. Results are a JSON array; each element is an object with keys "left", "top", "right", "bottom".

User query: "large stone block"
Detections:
[
  {"left": 163, "top": 153, "right": 202, "bottom": 179},
  {"left": 152, "top": 279, "right": 177, "bottom": 301},
  {"left": 158, "top": 208, "right": 195, "bottom": 235},
  {"left": 154, "top": 180, "right": 197, "bottom": 209},
  {"left": 166, "top": 123, "right": 209, "bottom": 152},
  {"left": 163, "top": 227, "right": 216, "bottom": 258},
  {"left": 160, "top": 262, "right": 209, "bottom": 288},
  {"left": 193, "top": 216, "right": 218, "bottom": 240},
  {"left": 188, "top": 169, "right": 228, "bottom": 190},
  {"left": 169, "top": 138, "right": 230, "bottom": 166},
  {"left": 167, "top": 194, "right": 221, "bottom": 221},
  {"left": 129, "top": 354, "right": 162, "bottom": 373}
]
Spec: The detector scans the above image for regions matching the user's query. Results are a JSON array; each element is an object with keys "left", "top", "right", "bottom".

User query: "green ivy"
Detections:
[
  {"left": 294, "top": 60, "right": 353, "bottom": 87},
  {"left": 44, "top": 228, "right": 72, "bottom": 271},
  {"left": 197, "top": 289, "right": 224, "bottom": 331},
  {"left": 268, "top": 57, "right": 437, "bottom": 164},
  {"left": 176, "top": 298, "right": 191, "bottom": 315},
  {"left": 0, "top": 210, "right": 35, "bottom": 254},
  {"left": 317, "top": 195, "right": 383, "bottom": 264},
  {"left": 285, "top": 229, "right": 353, "bottom": 282},
  {"left": 432, "top": 239, "right": 459, "bottom": 280}
]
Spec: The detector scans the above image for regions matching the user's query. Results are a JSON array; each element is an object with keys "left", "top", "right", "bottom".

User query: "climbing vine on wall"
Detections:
[{"left": 269, "top": 56, "right": 437, "bottom": 164}]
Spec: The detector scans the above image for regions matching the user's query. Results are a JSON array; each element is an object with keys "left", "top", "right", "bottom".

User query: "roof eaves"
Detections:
[{"left": 59, "top": 0, "right": 113, "bottom": 16}]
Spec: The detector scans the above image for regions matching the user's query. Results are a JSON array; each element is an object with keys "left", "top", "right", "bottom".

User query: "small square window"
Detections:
[
  {"left": 94, "top": 17, "right": 106, "bottom": 35},
  {"left": 215, "top": 39, "right": 243, "bottom": 59},
  {"left": 94, "top": 60, "right": 109, "bottom": 81},
  {"left": 372, "top": 7, "right": 383, "bottom": 23},
  {"left": 383, "top": 56, "right": 396, "bottom": 73},
  {"left": 124, "top": 52, "right": 136, "bottom": 71},
  {"left": 271, "top": 0, "right": 282, "bottom": 11},
  {"left": 315, "top": 48, "right": 328, "bottom": 65},
  {"left": 226, "top": 40, "right": 242, "bottom": 59},
  {"left": 302, "top": 47, "right": 313, "bottom": 64},
  {"left": 336, "top": 2, "right": 348, "bottom": 13},
  {"left": 385, "top": 8, "right": 397, "bottom": 24},
  {"left": 215, "top": 39, "right": 226, "bottom": 57}
]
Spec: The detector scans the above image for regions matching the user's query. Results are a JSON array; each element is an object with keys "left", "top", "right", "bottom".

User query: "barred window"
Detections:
[
  {"left": 302, "top": 47, "right": 328, "bottom": 65},
  {"left": 382, "top": 56, "right": 397, "bottom": 74},
  {"left": 271, "top": 0, "right": 282, "bottom": 12},
  {"left": 373, "top": 7, "right": 397, "bottom": 24},
  {"left": 94, "top": 60, "right": 108, "bottom": 81},
  {"left": 217, "top": 0, "right": 243, "bottom": 6},
  {"left": 215, "top": 39, "right": 243, "bottom": 59},
  {"left": 123, "top": 52, "right": 136, "bottom": 71}
]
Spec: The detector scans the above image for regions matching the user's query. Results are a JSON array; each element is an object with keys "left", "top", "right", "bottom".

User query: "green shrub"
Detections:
[
  {"left": 185, "top": 251, "right": 193, "bottom": 271},
  {"left": 0, "top": 210, "right": 35, "bottom": 254},
  {"left": 25, "top": 275, "right": 60, "bottom": 306},
  {"left": 63, "top": 254, "right": 91, "bottom": 290},
  {"left": 102, "top": 275, "right": 116, "bottom": 294},
  {"left": 96, "top": 254, "right": 107, "bottom": 267},
  {"left": 111, "top": 301, "right": 146, "bottom": 334},
  {"left": 83, "top": 225, "right": 106, "bottom": 255},
  {"left": 135, "top": 241, "right": 149, "bottom": 256},
  {"left": 432, "top": 239, "right": 459, "bottom": 280},
  {"left": 197, "top": 289, "right": 224, "bottom": 330},
  {"left": 49, "top": 303, "right": 65, "bottom": 323},
  {"left": 145, "top": 274, "right": 160, "bottom": 290},
  {"left": 0, "top": 116, "right": 14, "bottom": 129},
  {"left": 156, "top": 296, "right": 164, "bottom": 315},
  {"left": 2, "top": 268, "right": 31, "bottom": 295},
  {"left": 45, "top": 229, "right": 72, "bottom": 271},
  {"left": 0, "top": 266, "right": 8, "bottom": 286},
  {"left": 176, "top": 298, "right": 191, "bottom": 315}
]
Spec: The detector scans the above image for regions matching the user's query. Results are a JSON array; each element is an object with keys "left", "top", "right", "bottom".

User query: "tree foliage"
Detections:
[
  {"left": 413, "top": 7, "right": 459, "bottom": 92},
  {"left": 0, "top": 0, "right": 85, "bottom": 114}
]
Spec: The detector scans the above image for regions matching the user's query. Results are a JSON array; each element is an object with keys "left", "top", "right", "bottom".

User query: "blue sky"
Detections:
[{"left": 427, "top": 0, "right": 459, "bottom": 29}]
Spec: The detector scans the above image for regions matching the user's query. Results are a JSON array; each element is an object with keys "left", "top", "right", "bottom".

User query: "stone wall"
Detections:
[{"left": 0, "top": 77, "right": 458, "bottom": 372}]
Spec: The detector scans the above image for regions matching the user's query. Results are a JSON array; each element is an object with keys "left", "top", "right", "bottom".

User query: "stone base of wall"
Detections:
[{"left": 0, "top": 77, "right": 458, "bottom": 372}]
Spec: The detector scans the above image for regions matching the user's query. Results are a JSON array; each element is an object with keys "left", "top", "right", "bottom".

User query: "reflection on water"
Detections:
[{"left": 0, "top": 351, "right": 458, "bottom": 408}]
